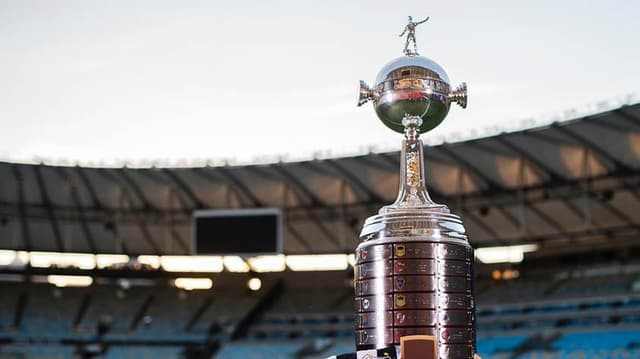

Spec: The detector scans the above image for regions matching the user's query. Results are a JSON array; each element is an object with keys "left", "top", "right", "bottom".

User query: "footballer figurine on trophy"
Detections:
[{"left": 327, "top": 16, "right": 475, "bottom": 359}]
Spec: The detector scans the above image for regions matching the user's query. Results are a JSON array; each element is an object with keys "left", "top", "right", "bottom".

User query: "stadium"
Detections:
[
  {"left": 2, "top": 2, "right": 640, "bottom": 359},
  {"left": 0, "top": 103, "right": 639, "bottom": 358}
]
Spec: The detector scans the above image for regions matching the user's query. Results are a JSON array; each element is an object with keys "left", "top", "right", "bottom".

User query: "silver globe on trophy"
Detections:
[{"left": 353, "top": 16, "right": 475, "bottom": 358}]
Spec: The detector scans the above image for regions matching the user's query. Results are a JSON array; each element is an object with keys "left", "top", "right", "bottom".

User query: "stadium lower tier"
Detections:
[{"left": 0, "top": 268, "right": 639, "bottom": 358}]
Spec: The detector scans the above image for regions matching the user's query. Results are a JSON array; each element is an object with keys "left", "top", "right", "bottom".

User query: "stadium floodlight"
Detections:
[
  {"left": 247, "top": 277, "right": 262, "bottom": 291},
  {"left": 0, "top": 250, "right": 16, "bottom": 266},
  {"left": 137, "top": 255, "right": 161, "bottom": 269},
  {"left": 475, "top": 244, "right": 539, "bottom": 264},
  {"left": 223, "top": 256, "right": 250, "bottom": 273},
  {"left": 246, "top": 255, "right": 286, "bottom": 273},
  {"left": 174, "top": 278, "right": 213, "bottom": 291},
  {"left": 31, "top": 252, "right": 96, "bottom": 270},
  {"left": 16, "top": 251, "right": 29, "bottom": 265},
  {"left": 286, "top": 254, "right": 350, "bottom": 271},
  {"left": 96, "top": 254, "right": 130, "bottom": 269},
  {"left": 47, "top": 275, "right": 93, "bottom": 287},
  {"left": 160, "top": 256, "right": 223, "bottom": 273}
]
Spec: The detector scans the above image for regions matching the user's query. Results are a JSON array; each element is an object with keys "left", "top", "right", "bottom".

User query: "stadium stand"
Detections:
[
  {"left": 1, "top": 264, "right": 640, "bottom": 358},
  {"left": 0, "top": 104, "right": 639, "bottom": 357}
]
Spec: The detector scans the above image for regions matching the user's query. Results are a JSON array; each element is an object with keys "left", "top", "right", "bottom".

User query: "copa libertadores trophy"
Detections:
[{"left": 353, "top": 16, "right": 474, "bottom": 358}]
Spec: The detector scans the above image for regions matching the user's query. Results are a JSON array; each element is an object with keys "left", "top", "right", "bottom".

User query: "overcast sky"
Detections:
[{"left": 1, "top": 0, "right": 639, "bottom": 166}]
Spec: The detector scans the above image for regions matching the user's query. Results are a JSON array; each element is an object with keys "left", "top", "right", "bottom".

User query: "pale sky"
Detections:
[{"left": 1, "top": 0, "right": 639, "bottom": 166}]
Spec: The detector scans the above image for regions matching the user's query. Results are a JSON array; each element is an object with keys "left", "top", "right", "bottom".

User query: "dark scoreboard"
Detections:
[{"left": 192, "top": 208, "right": 282, "bottom": 255}]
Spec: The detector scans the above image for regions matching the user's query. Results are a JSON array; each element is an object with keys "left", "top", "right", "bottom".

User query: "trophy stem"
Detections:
[{"left": 380, "top": 115, "right": 447, "bottom": 214}]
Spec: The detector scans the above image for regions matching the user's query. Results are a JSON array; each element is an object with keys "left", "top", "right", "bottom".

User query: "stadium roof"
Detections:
[{"left": 0, "top": 104, "right": 639, "bottom": 255}]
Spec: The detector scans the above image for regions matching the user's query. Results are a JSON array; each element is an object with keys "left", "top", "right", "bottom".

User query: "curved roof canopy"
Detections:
[{"left": 0, "top": 104, "right": 639, "bottom": 255}]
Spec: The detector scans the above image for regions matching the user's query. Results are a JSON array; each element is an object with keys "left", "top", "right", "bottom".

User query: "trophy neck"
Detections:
[{"left": 380, "top": 116, "right": 448, "bottom": 214}]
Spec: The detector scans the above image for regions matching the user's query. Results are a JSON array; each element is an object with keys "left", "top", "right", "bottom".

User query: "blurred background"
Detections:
[{"left": 0, "top": 0, "right": 639, "bottom": 358}]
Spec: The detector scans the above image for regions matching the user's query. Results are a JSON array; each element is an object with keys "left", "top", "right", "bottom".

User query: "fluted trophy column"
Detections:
[{"left": 353, "top": 16, "right": 475, "bottom": 358}]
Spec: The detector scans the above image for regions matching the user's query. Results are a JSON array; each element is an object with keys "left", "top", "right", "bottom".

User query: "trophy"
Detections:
[{"left": 353, "top": 16, "right": 474, "bottom": 358}]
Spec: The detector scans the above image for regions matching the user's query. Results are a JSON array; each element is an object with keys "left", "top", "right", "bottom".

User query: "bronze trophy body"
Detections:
[{"left": 354, "top": 17, "right": 474, "bottom": 358}]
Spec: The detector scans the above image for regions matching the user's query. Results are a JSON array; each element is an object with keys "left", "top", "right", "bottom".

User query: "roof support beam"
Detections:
[
  {"left": 589, "top": 117, "right": 638, "bottom": 133},
  {"left": 114, "top": 169, "right": 155, "bottom": 211},
  {"left": 485, "top": 145, "right": 600, "bottom": 229},
  {"left": 191, "top": 167, "right": 249, "bottom": 207},
  {"left": 166, "top": 189, "right": 190, "bottom": 253},
  {"left": 493, "top": 136, "right": 565, "bottom": 182},
  {"left": 135, "top": 170, "right": 191, "bottom": 212},
  {"left": 210, "top": 167, "right": 262, "bottom": 207},
  {"left": 303, "top": 208, "right": 343, "bottom": 249},
  {"left": 285, "top": 217, "right": 313, "bottom": 252},
  {"left": 561, "top": 197, "right": 601, "bottom": 227},
  {"left": 242, "top": 165, "right": 349, "bottom": 250},
  {"left": 33, "top": 166, "right": 64, "bottom": 251},
  {"left": 378, "top": 152, "right": 402, "bottom": 169},
  {"left": 492, "top": 204, "right": 523, "bottom": 232},
  {"left": 538, "top": 128, "right": 636, "bottom": 225},
  {"left": 272, "top": 165, "right": 323, "bottom": 206},
  {"left": 615, "top": 107, "right": 640, "bottom": 128},
  {"left": 594, "top": 195, "right": 639, "bottom": 229},
  {"left": 170, "top": 227, "right": 190, "bottom": 253},
  {"left": 74, "top": 166, "right": 104, "bottom": 210},
  {"left": 109, "top": 189, "right": 146, "bottom": 255},
  {"left": 91, "top": 170, "right": 146, "bottom": 254},
  {"left": 526, "top": 201, "right": 568, "bottom": 234},
  {"left": 129, "top": 205, "right": 162, "bottom": 255},
  {"left": 459, "top": 208, "right": 506, "bottom": 245},
  {"left": 161, "top": 169, "right": 206, "bottom": 209},
  {"left": 358, "top": 154, "right": 399, "bottom": 173},
  {"left": 270, "top": 164, "right": 359, "bottom": 247},
  {"left": 53, "top": 167, "right": 97, "bottom": 253},
  {"left": 10, "top": 165, "right": 31, "bottom": 251},
  {"left": 551, "top": 123, "right": 632, "bottom": 173},
  {"left": 621, "top": 179, "right": 640, "bottom": 202},
  {"left": 278, "top": 175, "right": 343, "bottom": 248},
  {"left": 136, "top": 220, "right": 161, "bottom": 255},
  {"left": 436, "top": 145, "right": 502, "bottom": 191},
  {"left": 324, "top": 159, "right": 384, "bottom": 203}
]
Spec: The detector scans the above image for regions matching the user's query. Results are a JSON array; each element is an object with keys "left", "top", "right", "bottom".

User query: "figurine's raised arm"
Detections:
[{"left": 416, "top": 16, "right": 430, "bottom": 25}]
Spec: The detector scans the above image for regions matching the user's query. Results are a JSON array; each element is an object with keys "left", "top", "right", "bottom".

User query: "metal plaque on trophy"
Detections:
[{"left": 348, "top": 16, "right": 475, "bottom": 359}]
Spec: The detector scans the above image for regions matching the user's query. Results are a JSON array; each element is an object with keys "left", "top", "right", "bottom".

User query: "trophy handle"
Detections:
[{"left": 448, "top": 82, "right": 468, "bottom": 109}]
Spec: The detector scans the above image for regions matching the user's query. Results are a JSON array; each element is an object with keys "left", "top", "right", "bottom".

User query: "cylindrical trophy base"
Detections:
[{"left": 353, "top": 237, "right": 475, "bottom": 358}]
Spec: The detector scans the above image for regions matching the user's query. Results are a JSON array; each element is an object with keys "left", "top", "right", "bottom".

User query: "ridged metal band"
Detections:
[{"left": 354, "top": 235, "right": 475, "bottom": 357}]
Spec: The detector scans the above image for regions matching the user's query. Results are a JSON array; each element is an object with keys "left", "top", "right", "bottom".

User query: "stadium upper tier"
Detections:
[{"left": 0, "top": 104, "right": 638, "bottom": 255}]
